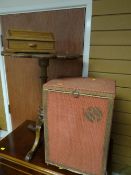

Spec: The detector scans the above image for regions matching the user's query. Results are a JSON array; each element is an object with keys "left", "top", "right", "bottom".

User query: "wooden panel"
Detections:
[
  {"left": 112, "top": 154, "right": 131, "bottom": 166},
  {"left": 5, "top": 57, "right": 41, "bottom": 129},
  {"left": 2, "top": 9, "right": 85, "bottom": 129},
  {"left": 113, "top": 112, "right": 131, "bottom": 125},
  {"left": 91, "top": 31, "right": 131, "bottom": 46},
  {"left": 2, "top": 9, "right": 85, "bottom": 54},
  {"left": 47, "top": 59, "right": 82, "bottom": 80},
  {"left": 112, "top": 123, "right": 131, "bottom": 136},
  {"left": 111, "top": 134, "right": 131, "bottom": 147},
  {"left": 113, "top": 144, "right": 131, "bottom": 157},
  {"left": 93, "top": 0, "right": 131, "bottom": 15},
  {"left": 114, "top": 100, "right": 131, "bottom": 113},
  {"left": 0, "top": 163, "right": 30, "bottom": 175},
  {"left": 0, "top": 76, "right": 6, "bottom": 130},
  {"left": 116, "top": 87, "right": 131, "bottom": 101},
  {"left": 92, "top": 0, "right": 131, "bottom": 171},
  {"left": 90, "top": 46, "right": 131, "bottom": 60},
  {"left": 89, "top": 72, "right": 131, "bottom": 88},
  {"left": 89, "top": 59, "right": 131, "bottom": 74},
  {"left": 92, "top": 14, "right": 131, "bottom": 30},
  {"left": 112, "top": 163, "right": 128, "bottom": 173}
]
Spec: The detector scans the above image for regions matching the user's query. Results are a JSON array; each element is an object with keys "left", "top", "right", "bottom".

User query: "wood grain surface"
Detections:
[
  {"left": 0, "top": 120, "right": 77, "bottom": 175},
  {"left": 91, "top": 0, "right": 131, "bottom": 172},
  {"left": 1, "top": 8, "right": 85, "bottom": 129}
]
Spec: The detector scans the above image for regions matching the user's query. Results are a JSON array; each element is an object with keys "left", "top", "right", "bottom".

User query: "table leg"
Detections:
[
  {"left": 25, "top": 116, "right": 44, "bottom": 161},
  {"left": 25, "top": 58, "right": 49, "bottom": 161}
]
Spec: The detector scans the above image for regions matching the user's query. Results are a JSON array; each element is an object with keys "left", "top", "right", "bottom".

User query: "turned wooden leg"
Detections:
[
  {"left": 25, "top": 58, "right": 49, "bottom": 161},
  {"left": 25, "top": 116, "right": 44, "bottom": 161}
]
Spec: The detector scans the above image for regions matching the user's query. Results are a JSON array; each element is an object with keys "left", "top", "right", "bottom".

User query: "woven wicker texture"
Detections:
[
  {"left": 43, "top": 77, "right": 115, "bottom": 97},
  {"left": 44, "top": 77, "right": 115, "bottom": 175}
]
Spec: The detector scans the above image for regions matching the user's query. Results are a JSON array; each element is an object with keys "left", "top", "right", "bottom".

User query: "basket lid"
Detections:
[{"left": 43, "top": 77, "right": 116, "bottom": 99}]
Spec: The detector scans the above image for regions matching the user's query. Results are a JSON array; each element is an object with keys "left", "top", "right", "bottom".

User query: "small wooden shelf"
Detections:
[{"left": 1, "top": 51, "right": 82, "bottom": 60}]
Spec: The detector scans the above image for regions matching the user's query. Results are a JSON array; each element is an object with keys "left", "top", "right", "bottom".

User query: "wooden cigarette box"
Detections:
[
  {"left": 43, "top": 77, "right": 115, "bottom": 175},
  {"left": 5, "top": 30, "right": 55, "bottom": 54}
]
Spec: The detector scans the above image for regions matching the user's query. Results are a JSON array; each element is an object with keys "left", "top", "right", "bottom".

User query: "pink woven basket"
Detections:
[{"left": 43, "top": 77, "right": 115, "bottom": 175}]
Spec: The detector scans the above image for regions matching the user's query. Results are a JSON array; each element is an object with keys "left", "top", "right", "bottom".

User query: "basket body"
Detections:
[{"left": 43, "top": 77, "right": 115, "bottom": 175}]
